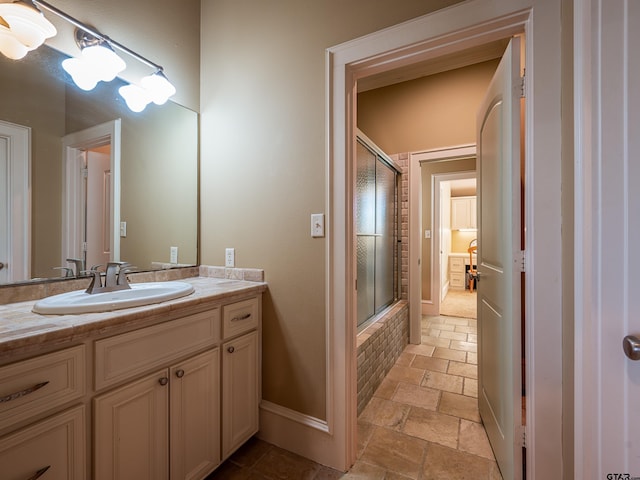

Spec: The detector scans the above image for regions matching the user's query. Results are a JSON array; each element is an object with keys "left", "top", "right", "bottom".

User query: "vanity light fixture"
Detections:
[
  {"left": 10, "top": 0, "right": 178, "bottom": 111},
  {"left": 61, "top": 29, "right": 126, "bottom": 91},
  {"left": 0, "top": 0, "right": 56, "bottom": 60}
]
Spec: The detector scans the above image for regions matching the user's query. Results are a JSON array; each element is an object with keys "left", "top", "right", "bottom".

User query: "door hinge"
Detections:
[
  {"left": 82, "top": 242, "right": 88, "bottom": 253},
  {"left": 520, "top": 425, "right": 527, "bottom": 448},
  {"left": 517, "top": 250, "right": 525, "bottom": 273},
  {"left": 520, "top": 70, "right": 526, "bottom": 98},
  {"left": 81, "top": 167, "right": 88, "bottom": 178}
]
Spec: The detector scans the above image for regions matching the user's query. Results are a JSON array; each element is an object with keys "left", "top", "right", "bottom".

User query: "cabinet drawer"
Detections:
[
  {"left": 449, "top": 257, "right": 465, "bottom": 272},
  {"left": 95, "top": 309, "right": 220, "bottom": 390},
  {"left": 0, "top": 405, "right": 85, "bottom": 479},
  {"left": 222, "top": 297, "right": 259, "bottom": 339},
  {"left": 0, "top": 345, "right": 85, "bottom": 432},
  {"left": 450, "top": 272, "right": 465, "bottom": 288}
]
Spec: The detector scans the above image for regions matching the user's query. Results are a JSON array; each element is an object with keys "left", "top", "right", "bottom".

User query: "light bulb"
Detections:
[
  {"left": 119, "top": 84, "right": 151, "bottom": 113},
  {"left": 141, "top": 71, "right": 176, "bottom": 105}
]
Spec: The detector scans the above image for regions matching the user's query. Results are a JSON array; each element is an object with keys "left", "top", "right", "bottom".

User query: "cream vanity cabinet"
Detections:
[
  {"left": 93, "top": 294, "right": 261, "bottom": 480},
  {"left": 221, "top": 297, "right": 260, "bottom": 458},
  {"left": 0, "top": 345, "right": 86, "bottom": 479},
  {"left": 451, "top": 196, "right": 477, "bottom": 230},
  {"left": 449, "top": 255, "right": 467, "bottom": 289}
]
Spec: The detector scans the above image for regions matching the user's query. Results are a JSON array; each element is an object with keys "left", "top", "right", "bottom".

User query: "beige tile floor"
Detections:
[{"left": 207, "top": 314, "right": 502, "bottom": 480}]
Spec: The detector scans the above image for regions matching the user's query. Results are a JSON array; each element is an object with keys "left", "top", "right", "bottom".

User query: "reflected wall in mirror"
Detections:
[{"left": 0, "top": 45, "right": 198, "bottom": 285}]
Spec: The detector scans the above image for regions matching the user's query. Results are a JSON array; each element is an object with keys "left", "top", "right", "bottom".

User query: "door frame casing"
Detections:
[
  {"left": 0, "top": 120, "right": 31, "bottom": 282},
  {"left": 326, "top": 2, "right": 562, "bottom": 477},
  {"left": 409, "top": 145, "right": 476, "bottom": 341}
]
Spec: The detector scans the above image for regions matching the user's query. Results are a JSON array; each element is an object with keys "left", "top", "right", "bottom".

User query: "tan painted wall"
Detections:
[
  {"left": 357, "top": 60, "right": 500, "bottom": 154},
  {"left": 200, "top": 0, "right": 465, "bottom": 420}
]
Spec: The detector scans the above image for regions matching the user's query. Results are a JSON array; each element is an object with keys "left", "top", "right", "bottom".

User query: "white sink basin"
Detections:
[{"left": 32, "top": 281, "right": 195, "bottom": 315}]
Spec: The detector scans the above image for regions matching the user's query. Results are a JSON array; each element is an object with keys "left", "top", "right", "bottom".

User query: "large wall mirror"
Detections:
[{"left": 0, "top": 45, "right": 198, "bottom": 285}]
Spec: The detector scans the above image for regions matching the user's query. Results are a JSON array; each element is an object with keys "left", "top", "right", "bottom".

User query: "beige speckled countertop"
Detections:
[{"left": 0, "top": 276, "right": 267, "bottom": 359}]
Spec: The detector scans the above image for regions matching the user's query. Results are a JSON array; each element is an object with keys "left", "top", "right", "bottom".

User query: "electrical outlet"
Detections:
[
  {"left": 170, "top": 246, "right": 178, "bottom": 264},
  {"left": 225, "top": 248, "right": 235, "bottom": 267}
]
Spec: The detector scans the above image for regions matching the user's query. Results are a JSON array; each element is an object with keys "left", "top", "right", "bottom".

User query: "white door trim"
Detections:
[
  {"left": 326, "top": 2, "right": 562, "bottom": 477},
  {"left": 409, "top": 146, "right": 476, "bottom": 343},
  {"left": 0, "top": 120, "right": 30, "bottom": 282},
  {"left": 62, "top": 119, "right": 121, "bottom": 268}
]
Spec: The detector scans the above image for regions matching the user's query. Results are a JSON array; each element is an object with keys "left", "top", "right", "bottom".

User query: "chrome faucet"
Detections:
[{"left": 85, "top": 261, "right": 133, "bottom": 294}]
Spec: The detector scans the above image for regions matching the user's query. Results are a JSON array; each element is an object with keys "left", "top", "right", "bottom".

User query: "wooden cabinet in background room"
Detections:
[{"left": 451, "top": 196, "right": 477, "bottom": 230}]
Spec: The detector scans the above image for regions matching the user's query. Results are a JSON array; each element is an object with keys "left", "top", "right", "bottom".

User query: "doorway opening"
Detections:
[
  {"left": 62, "top": 119, "right": 121, "bottom": 272},
  {"left": 436, "top": 172, "right": 478, "bottom": 319}
]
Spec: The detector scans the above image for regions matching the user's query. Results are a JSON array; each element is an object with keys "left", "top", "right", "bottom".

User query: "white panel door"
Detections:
[
  {"left": 476, "top": 37, "right": 522, "bottom": 480},
  {"left": 576, "top": 1, "right": 640, "bottom": 476}
]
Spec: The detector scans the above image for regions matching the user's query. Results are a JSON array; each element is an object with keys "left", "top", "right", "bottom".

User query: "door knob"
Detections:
[
  {"left": 0, "top": 262, "right": 4, "bottom": 270},
  {"left": 623, "top": 335, "right": 640, "bottom": 360}
]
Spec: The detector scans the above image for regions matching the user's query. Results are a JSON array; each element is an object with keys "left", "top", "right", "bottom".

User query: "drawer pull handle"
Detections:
[
  {"left": 227, "top": 346, "right": 235, "bottom": 353},
  {"left": 176, "top": 369, "right": 185, "bottom": 378},
  {"left": 0, "top": 381, "right": 49, "bottom": 404},
  {"left": 158, "top": 377, "right": 169, "bottom": 386},
  {"left": 231, "top": 313, "right": 252, "bottom": 322},
  {"left": 27, "top": 466, "right": 51, "bottom": 480}
]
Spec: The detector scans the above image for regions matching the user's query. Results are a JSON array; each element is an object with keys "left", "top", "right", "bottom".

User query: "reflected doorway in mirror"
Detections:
[{"left": 62, "top": 119, "right": 121, "bottom": 273}]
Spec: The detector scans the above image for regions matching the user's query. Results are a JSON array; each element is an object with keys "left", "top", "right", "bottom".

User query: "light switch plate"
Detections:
[
  {"left": 311, "top": 213, "right": 325, "bottom": 238},
  {"left": 120, "top": 221, "right": 127, "bottom": 237}
]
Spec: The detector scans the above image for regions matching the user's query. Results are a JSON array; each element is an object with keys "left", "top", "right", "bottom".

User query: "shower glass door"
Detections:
[{"left": 356, "top": 136, "right": 399, "bottom": 329}]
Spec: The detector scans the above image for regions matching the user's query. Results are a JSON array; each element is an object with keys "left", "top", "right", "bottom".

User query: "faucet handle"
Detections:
[
  {"left": 84, "top": 270, "right": 103, "bottom": 293},
  {"left": 66, "top": 258, "right": 86, "bottom": 277},
  {"left": 53, "top": 267, "right": 74, "bottom": 278}
]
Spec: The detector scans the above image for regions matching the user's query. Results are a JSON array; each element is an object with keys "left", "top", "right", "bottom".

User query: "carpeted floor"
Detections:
[{"left": 440, "top": 289, "right": 477, "bottom": 318}]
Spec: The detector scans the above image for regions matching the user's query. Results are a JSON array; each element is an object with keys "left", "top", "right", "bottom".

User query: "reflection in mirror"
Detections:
[{"left": 0, "top": 45, "right": 198, "bottom": 285}]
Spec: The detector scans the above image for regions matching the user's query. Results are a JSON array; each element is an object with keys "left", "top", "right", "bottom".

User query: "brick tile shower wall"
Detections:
[{"left": 356, "top": 301, "right": 409, "bottom": 414}]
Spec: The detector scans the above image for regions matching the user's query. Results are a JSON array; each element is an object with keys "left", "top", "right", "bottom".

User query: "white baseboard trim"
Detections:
[
  {"left": 260, "top": 400, "right": 329, "bottom": 432},
  {"left": 258, "top": 401, "right": 345, "bottom": 470},
  {"left": 422, "top": 299, "right": 437, "bottom": 315}
]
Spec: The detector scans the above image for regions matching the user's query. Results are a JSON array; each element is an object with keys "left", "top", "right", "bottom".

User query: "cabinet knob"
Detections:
[
  {"left": 158, "top": 377, "right": 169, "bottom": 386},
  {"left": 227, "top": 346, "right": 235, "bottom": 353},
  {"left": 176, "top": 369, "right": 185, "bottom": 378}
]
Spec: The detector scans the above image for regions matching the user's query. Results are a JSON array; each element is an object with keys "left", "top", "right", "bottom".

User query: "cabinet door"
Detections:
[
  {"left": 451, "top": 197, "right": 470, "bottom": 230},
  {"left": 94, "top": 370, "right": 169, "bottom": 480},
  {"left": 222, "top": 331, "right": 259, "bottom": 459},
  {"left": 0, "top": 405, "right": 85, "bottom": 480},
  {"left": 170, "top": 349, "right": 220, "bottom": 480}
]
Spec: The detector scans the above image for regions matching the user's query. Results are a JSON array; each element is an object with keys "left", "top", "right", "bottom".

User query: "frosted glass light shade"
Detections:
[
  {"left": 119, "top": 84, "right": 151, "bottom": 113},
  {"left": 140, "top": 71, "right": 176, "bottom": 105},
  {"left": 61, "top": 57, "right": 98, "bottom": 90},
  {"left": 0, "top": 24, "right": 28, "bottom": 59},
  {"left": 62, "top": 43, "right": 125, "bottom": 91},
  {"left": 81, "top": 44, "right": 126, "bottom": 81},
  {"left": 0, "top": 2, "right": 56, "bottom": 51}
]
